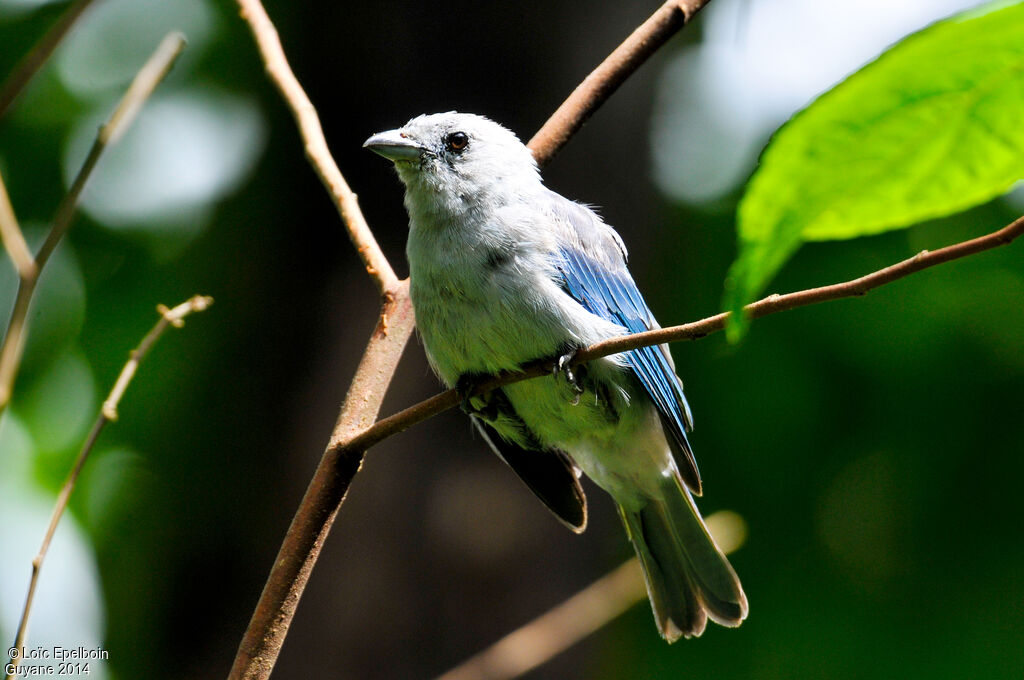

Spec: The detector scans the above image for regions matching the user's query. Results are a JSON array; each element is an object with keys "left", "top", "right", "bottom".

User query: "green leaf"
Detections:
[{"left": 724, "top": 0, "right": 1024, "bottom": 341}]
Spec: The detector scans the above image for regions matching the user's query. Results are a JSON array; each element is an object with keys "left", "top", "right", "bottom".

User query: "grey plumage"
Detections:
[{"left": 365, "top": 112, "right": 747, "bottom": 640}]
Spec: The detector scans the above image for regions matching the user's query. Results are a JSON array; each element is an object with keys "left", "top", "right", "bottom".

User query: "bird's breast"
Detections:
[{"left": 408, "top": 229, "right": 576, "bottom": 385}]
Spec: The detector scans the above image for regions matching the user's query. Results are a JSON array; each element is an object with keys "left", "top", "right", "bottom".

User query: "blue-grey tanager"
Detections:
[{"left": 365, "top": 112, "right": 747, "bottom": 640}]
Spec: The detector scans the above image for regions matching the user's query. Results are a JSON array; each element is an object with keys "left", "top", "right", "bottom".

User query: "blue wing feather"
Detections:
[{"left": 556, "top": 244, "right": 701, "bottom": 493}]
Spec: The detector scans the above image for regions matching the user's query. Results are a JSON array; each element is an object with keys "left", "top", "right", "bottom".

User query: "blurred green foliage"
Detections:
[{"left": 1, "top": 1, "right": 1022, "bottom": 679}]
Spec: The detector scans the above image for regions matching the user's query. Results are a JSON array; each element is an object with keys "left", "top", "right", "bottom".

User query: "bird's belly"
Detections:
[{"left": 503, "top": 369, "right": 671, "bottom": 506}]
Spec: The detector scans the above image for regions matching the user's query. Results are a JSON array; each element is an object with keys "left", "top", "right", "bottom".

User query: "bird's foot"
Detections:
[
  {"left": 455, "top": 372, "right": 492, "bottom": 417},
  {"left": 553, "top": 349, "right": 585, "bottom": 406}
]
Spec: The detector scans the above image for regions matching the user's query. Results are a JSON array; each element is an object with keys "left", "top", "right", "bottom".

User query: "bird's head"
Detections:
[{"left": 364, "top": 112, "right": 541, "bottom": 210}]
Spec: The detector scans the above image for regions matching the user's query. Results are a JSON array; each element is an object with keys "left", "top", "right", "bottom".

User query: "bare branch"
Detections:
[
  {"left": 444, "top": 562, "right": 646, "bottom": 680},
  {"left": 527, "top": 0, "right": 711, "bottom": 167},
  {"left": 5, "top": 295, "right": 213, "bottom": 680},
  {"left": 235, "top": 0, "right": 399, "bottom": 293},
  {"left": 0, "top": 0, "right": 99, "bottom": 120},
  {"left": 0, "top": 32, "right": 185, "bottom": 416},
  {"left": 348, "top": 214, "right": 1024, "bottom": 452},
  {"left": 228, "top": 284, "right": 415, "bottom": 680},
  {"left": 0, "top": 172, "right": 36, "bottom": 410},
  {"left": 0, "top": 276, "right": 33, "bottom": 413},
  {"left": 0, "top": 170, "right": 34, "bottom": 280},
  {"left": 227, "top": 0, "right": 421, "bottom": 672},
  {"left": 436, "top": 510, "right": 747, "bottom": 680}
]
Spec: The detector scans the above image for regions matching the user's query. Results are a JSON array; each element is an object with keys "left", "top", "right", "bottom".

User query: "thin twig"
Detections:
[
  {"left": 527, "top": 0, "right": 712, "bottom": 167},
  {"left": 0, "top": 32, "right": 185, "bottom": 416},
  {"left": 4, "top": 295, "right": 213, "bottom": 680},
  {"left": 0, "top": 275, "right": 34, "bottom": 413},
  {"left": 0, "top": 170, "right": 34, "bottom": 279},
  {"left": 0, "top": 172, "right": 36, "bottom": 412},
  {"left": 235, "top": 0, "right": 398, "bottom": 293},
  {"left": 0, "top": 0, "right": 99, "bottom": 120},
  {"left": 347, "top": 214, "right": 1024, "bottom": 452},
  {"left": 436, "top": 511, "right": 747, "bottom": 680}
]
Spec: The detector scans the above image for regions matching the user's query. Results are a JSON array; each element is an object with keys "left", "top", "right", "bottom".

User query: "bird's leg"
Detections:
[{"left": 553, "top": 346, "right": 585, "bottom": 406}]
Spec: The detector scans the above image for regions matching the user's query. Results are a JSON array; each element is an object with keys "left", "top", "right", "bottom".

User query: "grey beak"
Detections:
[{"left": 363, "top": 129, "right": 425, "bottom": 162}]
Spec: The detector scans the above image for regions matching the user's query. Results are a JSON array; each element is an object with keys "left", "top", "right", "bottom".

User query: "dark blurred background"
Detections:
[{"left": 1, "top": 0, "right": 1022, "bottom": 678}]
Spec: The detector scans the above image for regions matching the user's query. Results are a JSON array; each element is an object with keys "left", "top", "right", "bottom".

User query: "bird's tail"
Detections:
[{"left": 618, "top": 475, "right": 748, "bottom": 641}]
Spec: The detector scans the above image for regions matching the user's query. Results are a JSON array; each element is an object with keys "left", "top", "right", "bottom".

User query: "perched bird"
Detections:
[{"left": 365, "top": 112, "right": 747, "bottom": 640}]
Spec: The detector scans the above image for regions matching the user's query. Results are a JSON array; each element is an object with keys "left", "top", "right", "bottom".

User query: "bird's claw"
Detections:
[
  {"left": 456, "top": 373, "right": 489, "bottom": 416},
  {"left": 554, "top": 350, "right": 584, "bottom": 405}
]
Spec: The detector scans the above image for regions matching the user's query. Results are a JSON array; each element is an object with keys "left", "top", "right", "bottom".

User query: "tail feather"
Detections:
[{"left": 619, "top": 475, "right": 747, "bottom": 641}]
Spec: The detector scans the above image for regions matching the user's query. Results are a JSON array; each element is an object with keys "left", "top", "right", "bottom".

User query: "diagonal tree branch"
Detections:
[
  {"left": 0, "top": 0, "right": 99, "bottom": 120},
  {"left": 228, "top": 282, "right": 415, "bottom": 680},
  {"left": 436, "top": 510, "right": 747, "bottom": 680},
  {"left": 344, "top": 213, "right": 1024, "bottom": 453},
  {"left": 4, "top": 295, "right": 212, "bottom": 680},
  {"left": 229, "top": 0, "right": 420, "bottom": 673},
  {"left": 0, "top": 170, "right": 34, "bottom": 279},
  {"left": 528, "top": 0, "right": 711, "bottom": 166},
  {"left": 0, "top": 32, "right": 185, "bottom": 416},
  {"left": 235, "top": 0, "right": 398, "bottom": 293},
  {"left": 437, "top": 559, "right": 649, "bottom": 680}
]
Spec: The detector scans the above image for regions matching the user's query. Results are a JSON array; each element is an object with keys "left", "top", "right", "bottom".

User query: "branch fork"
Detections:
[{"left": 222, "top": 1, "right": 1024, "bottom": 678}]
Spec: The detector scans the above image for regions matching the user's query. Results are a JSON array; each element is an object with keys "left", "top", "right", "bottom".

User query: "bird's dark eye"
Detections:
[{"left": 446, "top": 131, "right": 469, "bottom": 153}]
